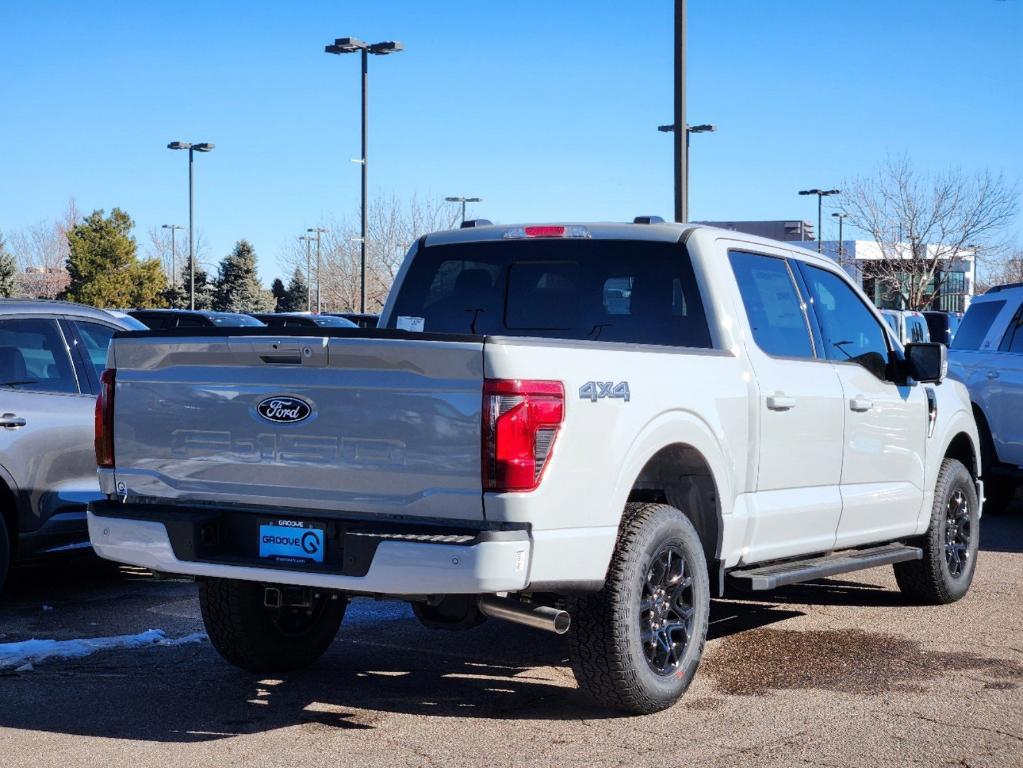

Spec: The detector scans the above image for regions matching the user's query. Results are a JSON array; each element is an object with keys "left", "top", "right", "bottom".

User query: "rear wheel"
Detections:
[
  {"left": 567, "top": 503, "right": 710, "bottom": 714},
  {"left": 895, "top": 458, "right": 979, "bottom": 604},
  {"left": 198, "top": 578, "right": 347, "bottom": 672}
]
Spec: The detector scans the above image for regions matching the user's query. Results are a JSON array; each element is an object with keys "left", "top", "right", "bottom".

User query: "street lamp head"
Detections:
[
  {"left": 326, "top": 37, "right": 367, "bottom": 54},
  {"left": 822, "top": 189, "right": 840, "bottom": 196},
  {"left": 657, "top": 124, "right": 676, "bottom": 133},
  {"left": 688, "top": 124, "right": 716, "bottom": 133},
  {"left": 192, "top": 143, "right": 215, "bottom": 152},
  {"left": 444, "top": 197, "right": 461, "bottom": 202},
  {"left": 368, "top": 40, "right": 404, "bottom": 55},
  {"left": 831, "top": 212, "right": 848, "bottom": 219},
  {"left": 798, "top": 189, "right": 822, "bottom": 196},
  {"left": 167, "top": 141, "right": 191, "bottom": 150}
]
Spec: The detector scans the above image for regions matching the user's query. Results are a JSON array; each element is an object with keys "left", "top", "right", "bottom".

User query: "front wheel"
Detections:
[
  {"left": 567, "top": 503, "right": 711, "bottom": 714},
  {"left": 894, "top": 458, "right": 979, "bottom": 604},
  {"left": 198, "top": 578, "right": 347, "bottom": 672}
]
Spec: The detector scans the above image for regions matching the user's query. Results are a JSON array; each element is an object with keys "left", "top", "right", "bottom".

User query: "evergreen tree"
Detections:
[
  {"left": 280, "top": 267, "right": 310, "bottom": 312},
  {"left": 213, "top": 240, "right": 274, "bottom": 313},
  {"left": 0, "top": 232, "right": 17, "bottom": 298},
  {"left": 173, "top": 259, "right": 215, "bottom": 309},
  {"left": 271, "top": 278, "right": 287, "bottom": 312},
  {"left": 63, "top": 209, "right": 167, "bottom": 308}
]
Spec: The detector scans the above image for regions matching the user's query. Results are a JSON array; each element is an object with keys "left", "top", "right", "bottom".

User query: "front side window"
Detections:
[
  {"left": 802, "top": 265, "right": 890, "bottom": 379},
  {"left": 953, "top": 300, "right": 1006, "bottom": 351},
  {"left": 0, "top": 318, "right": 78, "bottom": 394},
  {"left": 388, "top": 239, "right": 712, "bottom": 348},
  {"left": 729, "top": 251, "right": 814, "bottom": 358}
]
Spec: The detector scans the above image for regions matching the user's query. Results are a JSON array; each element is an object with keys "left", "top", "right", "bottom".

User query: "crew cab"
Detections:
[
  {"left": 948, "top": 283, "right": 1023, "bottom": 512},
  {"left": 88, "top": 222, "right": 982, "bottom": 713}
]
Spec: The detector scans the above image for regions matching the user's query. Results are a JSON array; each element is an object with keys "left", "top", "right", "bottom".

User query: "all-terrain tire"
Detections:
[
  {"left": 894, "top": 458, "right": 979, "bottom": 604},
  {"left": 566, "top": 503, "right": 711, "bottom": 714},
  {"left": 198, "top": 578, "right": 347, "bottom": 672}
]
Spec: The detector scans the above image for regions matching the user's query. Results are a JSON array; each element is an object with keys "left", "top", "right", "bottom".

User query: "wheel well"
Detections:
[
  {"left": 946, "top": 431, "right": 978, "bottom": 480},
  {"left": 0, "top": 477, "right": 17, "bottom": 555},
  {"left": 627, "top": 443, "right": 721, "bottom": 582}
]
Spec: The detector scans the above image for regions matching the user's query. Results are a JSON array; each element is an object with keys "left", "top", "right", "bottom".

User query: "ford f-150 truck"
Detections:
[{"left": 88, "top": 221, "right": 982, "bottom": 714}]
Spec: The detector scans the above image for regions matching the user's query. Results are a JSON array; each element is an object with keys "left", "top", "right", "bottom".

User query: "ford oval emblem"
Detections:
[{"left": 256, "top": 396, "right": 312, "bottom": 424}]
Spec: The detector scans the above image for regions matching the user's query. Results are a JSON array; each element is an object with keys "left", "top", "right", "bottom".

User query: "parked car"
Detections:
[
  {"left": 129, "top": 309, "right": 266, "bottom": 330},
  {"left": 325, "top": 312, "right": 378, "bottom": 328},
  {"left": 948, "top": 283, "right": 1023, "bottom": 512},
  {"left": 0, "top": 300, "right": 144, "bottom": 591},
  {"left": 251, "top": 313, "right": 357, "bottom": 329},
  {"left": 924, "top": 311, "right": 961, "bottom": 347},
  {"left": 91, "top": 222, "right": 979, "bottom": 714},
  {"left": 880, "top": 309, "right": 931, "bottom": 345}
]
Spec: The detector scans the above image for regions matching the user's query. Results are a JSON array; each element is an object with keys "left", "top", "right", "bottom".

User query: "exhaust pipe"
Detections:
[{"left": 477, "top": 596, "right": 570, "bottom": 635}]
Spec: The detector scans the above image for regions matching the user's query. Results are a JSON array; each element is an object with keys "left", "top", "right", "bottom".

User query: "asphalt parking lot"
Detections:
[{"left": 1, "top": 513, "right": 1021, "bottom": 768}]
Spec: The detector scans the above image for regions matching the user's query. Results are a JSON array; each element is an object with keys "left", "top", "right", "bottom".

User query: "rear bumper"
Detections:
[{"left": 87, "top": 510, "right": 531, "bottom": 595}]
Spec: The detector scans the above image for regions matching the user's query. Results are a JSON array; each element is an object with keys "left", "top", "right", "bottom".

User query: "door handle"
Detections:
[
  {"left": 849, "top": 397, "right": 873, "bottom": 412},
  {"left": 987, "top": 370, "right": 1000, "bottom": 380},
  {"left": 0, "top": 413, "right": 27, "bottom": 428},
  {"left": 766, "top": 394, "right": 796, "bottom": 411}
]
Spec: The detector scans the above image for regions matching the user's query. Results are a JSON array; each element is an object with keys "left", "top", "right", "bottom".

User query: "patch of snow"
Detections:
[{"left": 0, "top": 629, "right": 207, "bottom": 670}]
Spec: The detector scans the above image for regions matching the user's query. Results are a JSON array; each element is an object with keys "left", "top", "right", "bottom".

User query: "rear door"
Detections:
[
  {"left": 985, "top": 303, "right": 1023, "bottom": 465},
  {"left": 798, "top": 264, "right": 927, "bottom": 547},
  {"left": 0, "top": 316, "right": 97, "bottom": 536},
  {"left": 111, "top": 334, "right": 486, "bottom": 521},
  {"left": 728, "top": 250, "right": 846, "bottom": 562}
]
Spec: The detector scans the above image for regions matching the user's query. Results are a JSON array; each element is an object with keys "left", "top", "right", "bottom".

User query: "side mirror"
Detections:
[{"left": 905, "top": 342, "right": 947, "bottom": 383}]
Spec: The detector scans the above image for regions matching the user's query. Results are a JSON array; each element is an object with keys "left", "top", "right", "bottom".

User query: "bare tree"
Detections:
[
  {"left": 280, "top": 194, "right": 458, "bottom": 313},
  {"left": 839, "top": 156, "right": 1018, "bottom": 310},
  {"left": 7, "top": 199, "right": 80, "bottom": 298}
]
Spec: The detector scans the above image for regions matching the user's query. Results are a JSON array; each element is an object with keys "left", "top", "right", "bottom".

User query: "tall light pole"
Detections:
[
  {"left": 673, "top": 0, "right": 686, "bottom": 223},
  {"left": 325, "top": 37, "right": 404, "bottom": 314},
  {"left": 831, "top": 212, "right": 848, "bottom": 263},
  {"left": 167, "top": 141, "right": 215, "bottom": 309},
  {"left": 798, "top": 188, "right": 840, "bottom": 253},
  {"left": 161, "top": 224, "right": 184, "bottom": 288},
  {"left": 658, "top": 123, "right": 715, "bottom": 221},
  {"left": 445, "top": 196, "right": 482, "bottom": 225},
  {"left": 307, "top": 227, "right": 327, "bottom": 313},
  {"left": 298, "top": 235, "right": 315, "bottom": 312}
]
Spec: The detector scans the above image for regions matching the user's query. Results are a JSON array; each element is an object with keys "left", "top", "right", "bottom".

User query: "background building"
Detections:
[{"left": 700, "top": 220, "right": 815, "bottom": 242}]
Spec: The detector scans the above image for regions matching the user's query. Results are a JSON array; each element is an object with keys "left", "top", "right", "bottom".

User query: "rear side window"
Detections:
[
  {"left": 388, "top": 239, "right": 712, "bottom": 348},
  {"left": 729, "top": 251, "right": 814, "bottom": 358},
  {"left": 952, "top": 301, "right": 1006, "bottom": 350},
  {"left": 906, "top": 315, "right": 928, "bottom": 343}
]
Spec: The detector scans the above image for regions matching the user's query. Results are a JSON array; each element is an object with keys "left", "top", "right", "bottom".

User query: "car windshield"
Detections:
[{"left": 311, "top": 315, "right": 357, "bottom": 327}]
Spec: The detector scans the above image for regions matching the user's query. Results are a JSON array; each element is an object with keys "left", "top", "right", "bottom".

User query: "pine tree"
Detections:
[
  {"left": 281, "top": 267, "right": 310, "bottom": 312},
  {"left": 64, "top": 209, "right": 167, "bottom": 308},
  {"left": 173, "top": 259, "right": 214, "bottom": 309},
  {"left": 0, "top": 232, "right": 18, "bottom": 298},
  {"left": 271, "top": 278, "right": 287, "bottom": 312},
  {"left": 213, "top": 240, "right": 274, "bottom": 313}
]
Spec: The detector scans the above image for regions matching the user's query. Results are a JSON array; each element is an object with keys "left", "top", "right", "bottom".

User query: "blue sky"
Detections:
[{"left": 1, "top": 0, "right": 1021, "bottom": 282}]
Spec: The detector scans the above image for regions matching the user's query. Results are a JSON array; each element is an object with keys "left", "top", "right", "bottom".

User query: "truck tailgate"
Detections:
[{"left": 110, "top": 333, "right": 485, "bottom": 521}]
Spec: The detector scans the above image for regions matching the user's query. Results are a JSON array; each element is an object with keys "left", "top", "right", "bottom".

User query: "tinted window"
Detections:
[
  {"left": 802, "top": 265, "right": 890, "bottom": 379},
  {"left": 952, "top": 301, "right": 1005, "bottom": 350},
  {"left": 388, "top": 240, "right": 712, "bottom": 347},
  {"left": 729, "top": 251, "right": 813, "bottom": 358},
  {"left": 0, "top": 318, "right": 78, "bottom": 393},
  {"left": 130, "top": 312, "right": 167, "bottom": 330},
  {"left": 906, "top": 315, "right": 928, "bottom": 343},
  {"left": 998, "top": 307, "right": 1023, "bottom": 353},
  {"left": 924, "top": 313, "right": 949, "bottom": 344},
  {"left": 176, "top": 316, "right": 206, "bottom": 328},
  {"left": 210, "top": 313, "right": 265, "bottom": 327},
  {"left": 74, "top": 321, "right": 116, "bottom": 382}
]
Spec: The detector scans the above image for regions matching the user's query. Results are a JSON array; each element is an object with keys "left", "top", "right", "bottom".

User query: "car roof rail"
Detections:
[
  {"left": 460, "top": 219, "right": 493, "bottom": 229},
  {"left": 633, "top": 215, "right": 665, "bottom": 224},
  {"left": 985, "top": 282, "right": 1023, "bottom": 294}
]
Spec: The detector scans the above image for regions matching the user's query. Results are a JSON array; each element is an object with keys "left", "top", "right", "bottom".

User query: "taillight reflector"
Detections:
[
  {"left": 483, "top": 379, "right": 564, "bottom": 492},
  {"left": 95, "top": 369, "right": 115, "bottom": 468}
]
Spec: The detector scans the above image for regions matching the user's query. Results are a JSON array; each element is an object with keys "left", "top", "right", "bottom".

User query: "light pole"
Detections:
[
  {"left": 161, "top": 224, "right": 184, "bottom": 288},
  {"left": 671, "top": 0, "right": 687, "bottom": 223},
  {"left": 307, "top": 227, "right": 327, "bottom": 313},
  {"left": 325, "top": 37, "right": 404, "bottom": 314},
  {"left": 445, "top": 196, "right": 482, "bottom": 225},
  {"left": 658, "top": 123, "right": 715, "bottom": 221},
  {"left": 831, "top": 212, "right": 848, "bottom": 264},
  {"left": 798, "top": 188, "right": 840, "bottom": 253},
  {"left": 298, "top": 235, "right": 315, "bottom": 312},
  {"left": 167, "top": 141, "right": 215, "bottom": 309}
]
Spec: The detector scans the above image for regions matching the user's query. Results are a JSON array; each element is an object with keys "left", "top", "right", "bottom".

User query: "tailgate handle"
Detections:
[{"left": 228, "top": 337, "right": 328, "bottom": 366}]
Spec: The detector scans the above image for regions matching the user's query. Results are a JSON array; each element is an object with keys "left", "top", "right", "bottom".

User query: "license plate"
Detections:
[{"left": 259, "top": 520, "right": 326, "bottom": 564}]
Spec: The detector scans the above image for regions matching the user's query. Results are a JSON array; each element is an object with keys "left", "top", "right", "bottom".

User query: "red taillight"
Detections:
[
  {"left": 95, "top": 369, "right": 115, "bottom": 468},
  {"left": 503, "top": 225, "right": 590, "bottom": 240},
  {"left": 483, "top": 379, "right": 564, "bottom": 492}
]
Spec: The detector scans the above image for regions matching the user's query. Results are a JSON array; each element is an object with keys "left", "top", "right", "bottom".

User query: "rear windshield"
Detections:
[
  {"left": 951, "top": 300, "right": 1006, "bottom": 350},
  {"left": 387, "top": 239, "right": 712, "bottom": 348},
  {"left": 210, "top": 313, "right": 265, "bottom": 327}
]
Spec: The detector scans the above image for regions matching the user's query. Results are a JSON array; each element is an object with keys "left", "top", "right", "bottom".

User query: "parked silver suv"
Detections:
[{"left": 0, "top": 299, "right": 144, "bottom": 591}]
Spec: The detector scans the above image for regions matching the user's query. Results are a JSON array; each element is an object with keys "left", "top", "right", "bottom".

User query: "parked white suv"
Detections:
[
  {"left": 89, "top": 222, "right": 982, "bottom": 713},
  {"left": 948, "top": 283, "right": 1023, "bottom": 512}
]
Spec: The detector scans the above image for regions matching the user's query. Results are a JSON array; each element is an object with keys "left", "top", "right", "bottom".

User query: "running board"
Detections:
[{"left": 728, "top": 543, "right": 923, "bottom": 591}]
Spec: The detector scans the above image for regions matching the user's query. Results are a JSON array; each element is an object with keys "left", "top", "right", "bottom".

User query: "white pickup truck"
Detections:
[{"left": 88, "top": 221, "right": 982, "bottom": 714}]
